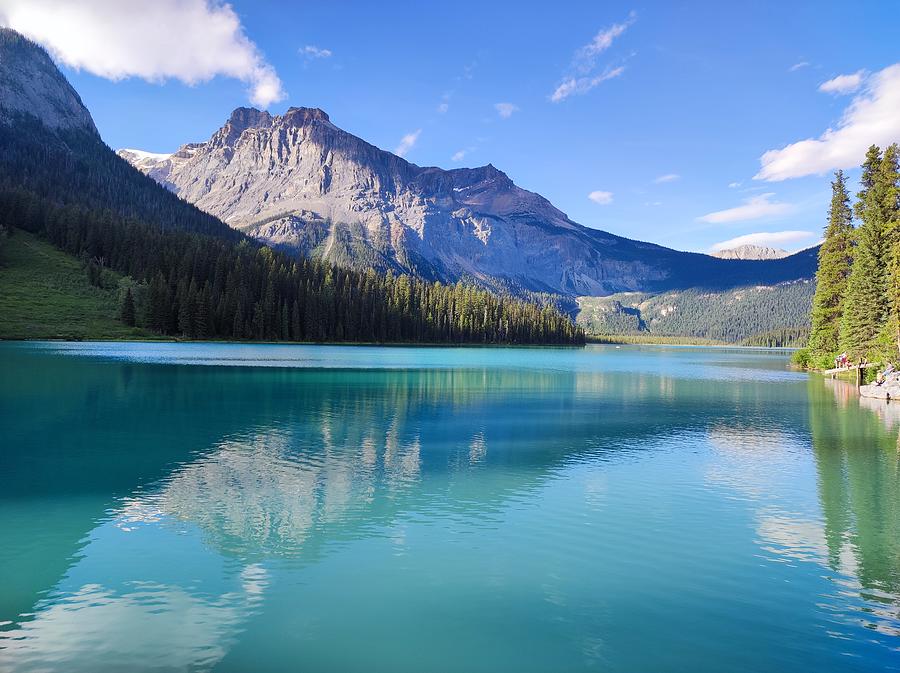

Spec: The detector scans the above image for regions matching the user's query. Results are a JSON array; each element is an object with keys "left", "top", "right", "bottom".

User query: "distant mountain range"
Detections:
[
  {"left": 712, "top": 244, "right": 791, "bottom": 260},
  {"left": 117, "top": 107, "right": 817, "bottom": 299}
]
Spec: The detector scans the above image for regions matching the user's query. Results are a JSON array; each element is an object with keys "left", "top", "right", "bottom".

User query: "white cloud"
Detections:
[
  {"left": 698, "top": 193, "right": 793, "bottom": 223},
  {"left": 551, "top": 66, "right": 625, "bottom": 102},
  {"left": 300, "top": 45, "right": 332, "bottom": 59},
  {"left": 550, "top": 13, "right": 633, "bottom": 102},
  {"left": 710, "top": 230, "right": 814, "bottom": 252},
  {"left": 756, "top": 63, "right": 900, "bottom": 181},
  {"left": 394, "top": 129, "right": 421, "bottom": 158},
  {"left": 494, "top": 102, "right": 519, "bottom": 119},
  {"left": 451, "top": 149, "right": 467, "bottom": 162},
  {"left": 0, "top": 0, "right": 286, "bottom": 107},
  {"left": 588, "top": 190, "right": 614, "bottom": 205},
  {"left": 789, "top": 61, "right": 810, "bottom": 72},
  {"left": 654, "top": 173, "right": 679, "bottom": 184},
  {"left": 728, "top": 181, "right": 742, "bottom": 188},
  {"left": 818, "top": 70, "right": 864, "bottom": 95},
  {"left": 437, "top": 102, "right": 449, "bottom": 114},
  {"left": 574, "top": 12, "right": 636, "bottom": 73}
]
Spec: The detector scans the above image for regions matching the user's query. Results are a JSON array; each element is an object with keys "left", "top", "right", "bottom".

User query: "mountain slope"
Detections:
[
  {"left": 0, "top": 228, "right": 148, "bottom": 340},
  {"left": 119, "top": 107, "right": 817, "bottom": 297},
  {"left": 0, "top": 28, "right": 582, "bottom": 345}
]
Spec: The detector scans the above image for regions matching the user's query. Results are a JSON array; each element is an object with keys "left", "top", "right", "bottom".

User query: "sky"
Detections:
[{"left": 1, "top": 0, "right": 899, "bottom": 254}]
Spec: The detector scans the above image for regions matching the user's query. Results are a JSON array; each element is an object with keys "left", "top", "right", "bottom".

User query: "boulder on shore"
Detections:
[{"left": 860, "top": 371, "right": 900, "bottom": 400}]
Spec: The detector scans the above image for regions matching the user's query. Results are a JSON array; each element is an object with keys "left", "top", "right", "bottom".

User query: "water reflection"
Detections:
[
  {"left": 810, "top": 378, "right": 900, "bottom": 632},
  {"left": 2, "top": 345, "right": 900, "bottom": 671}
]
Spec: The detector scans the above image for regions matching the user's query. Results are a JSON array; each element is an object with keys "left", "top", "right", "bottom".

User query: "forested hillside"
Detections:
[
  {"left": 0, "top": 30, "right": 582, "bottom": 345},
  {"left": 0, "top": 122, "right": 582, "bottom": 344},
  {"left": 576, "top": 280, "right": 814, "bottom": 343}
]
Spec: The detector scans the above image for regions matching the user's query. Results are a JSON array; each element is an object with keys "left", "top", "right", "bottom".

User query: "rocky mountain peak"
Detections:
[
  {"left": 280, "top": 107, "right": 330, "bottom": 126},
  {"left": 0, "top": 28, "right": 98, "bottom": 135},
  {"left": 712, "top": 244, "right": 790, "bottom": 261},
  {"left": 227, "top": 106, "right": 273, "bottom": 132}
]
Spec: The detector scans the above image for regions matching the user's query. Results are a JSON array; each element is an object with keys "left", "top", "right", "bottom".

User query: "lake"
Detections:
[{"left": 1, "top": 342, "right": 898, "bottom": 672}]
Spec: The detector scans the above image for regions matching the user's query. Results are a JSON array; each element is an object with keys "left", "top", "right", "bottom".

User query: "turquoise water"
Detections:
[{"left": 1, "top": 341, "right": 898, "bottom": 672}]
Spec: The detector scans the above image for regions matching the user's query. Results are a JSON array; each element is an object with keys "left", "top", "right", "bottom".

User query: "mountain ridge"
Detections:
[
  {"left": 118, "top": 105, "right": 817, "bottom": 298},
  {"left": 712, "top": 244, "right": 791, "bottom": 260}
]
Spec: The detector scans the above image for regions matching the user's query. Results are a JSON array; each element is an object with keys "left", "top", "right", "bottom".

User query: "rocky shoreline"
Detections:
[{"left": 860, "top": 371, "right": 900, "bottom": 400}]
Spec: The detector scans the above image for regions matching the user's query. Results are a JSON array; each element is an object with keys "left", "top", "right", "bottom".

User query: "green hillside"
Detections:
[
  {"left": 576, "top": 279, "right": 814, "bottom": 343},
  {"left": 0, "top": 228, "right": 148, "bottom": 340}
]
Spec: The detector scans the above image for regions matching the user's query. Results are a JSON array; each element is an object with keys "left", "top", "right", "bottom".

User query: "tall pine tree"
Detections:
[
  {"left": 808, "top": 170, "right": 853, "bottom": 356},
  {"left": 879, "top": 144, "right": 900, "bottom": 355},
  {"left": 840, "top": 145, "right": 899, "bottom": 359}
]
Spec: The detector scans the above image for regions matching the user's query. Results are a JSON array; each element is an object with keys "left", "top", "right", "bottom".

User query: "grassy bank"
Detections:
[{"left": 0, "top": 229, "right": 149, "bottom": 340}]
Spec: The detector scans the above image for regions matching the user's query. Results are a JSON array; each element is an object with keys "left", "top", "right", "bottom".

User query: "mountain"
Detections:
[
  {"left": 712, "top": 244, "right": 790, "bottom": 260},
  {"left": 118, "top": 107, "right": 817, "bottom": 298},
  {"left": 0, "top": 28, "right": 581, "bottom": 345},
  {"left": 0, "top": 30, "right": 96, "bottom": 134}
]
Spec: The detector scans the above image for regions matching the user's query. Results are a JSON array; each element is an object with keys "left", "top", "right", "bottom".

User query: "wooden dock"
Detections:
[{"left": 822, "top": 363, "right": 878, "bottom": 375}]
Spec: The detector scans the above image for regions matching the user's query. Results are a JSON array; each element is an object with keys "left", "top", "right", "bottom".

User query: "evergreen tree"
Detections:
[
  {"left": 840, "top": 145, "right": 899, "bottom": 358},
  {"left": 880, "top": 145, "right": 900, "bottom": 355},
  {"left": 120, "top": 287, "right": 136, "bottom": 327},
  {"left": 808, "top": 171, "right": 853, "bottom": 356}
]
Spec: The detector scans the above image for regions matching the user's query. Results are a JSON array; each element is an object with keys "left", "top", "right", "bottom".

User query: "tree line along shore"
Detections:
[{"left": 795, "top": 143, "right": 900, "bottom": 382}]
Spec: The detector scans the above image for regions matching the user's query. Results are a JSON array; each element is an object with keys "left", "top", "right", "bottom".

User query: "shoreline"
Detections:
[{"left": 0, "top": 337, "right": 586, "bottom": 350}]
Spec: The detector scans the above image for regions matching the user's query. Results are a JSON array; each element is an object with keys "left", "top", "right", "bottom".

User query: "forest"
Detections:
[
  {"left": 0, "top": 116, "right": 583, "bottom": 345},
  {"left": 576, "top": 280, "right": 813, "bottom": 344},
  {"left": 798, "top": 144, "right": 900, "bottom": 368}
]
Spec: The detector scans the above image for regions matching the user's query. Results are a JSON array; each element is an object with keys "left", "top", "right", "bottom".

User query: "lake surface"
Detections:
[{"left": 1, "top": 342, "right": 898, "bottom": 672}]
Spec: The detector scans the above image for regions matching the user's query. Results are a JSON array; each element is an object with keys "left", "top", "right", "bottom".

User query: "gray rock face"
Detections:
[
  {"left": 0, "top": 28, "right": 97, "bottom": 134},
  {"left": 119, "top": 106, "right": 815, "bottom": 297},
  {"left": 712, "top": 245, "right": 790, "bottom": 260}
]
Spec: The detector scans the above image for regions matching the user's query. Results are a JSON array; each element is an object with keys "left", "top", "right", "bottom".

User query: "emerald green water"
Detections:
[{"left": 1, "top": 342, "right": 898, "bottom": 672}]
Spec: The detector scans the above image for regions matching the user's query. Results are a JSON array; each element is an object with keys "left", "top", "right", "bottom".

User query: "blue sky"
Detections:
[{"left": 4, "top": 0, "right": 899, "bottom": 253}]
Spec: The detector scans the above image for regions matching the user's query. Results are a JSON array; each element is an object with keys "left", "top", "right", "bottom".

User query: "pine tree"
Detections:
[
  {"left": 120, "top": 287, "right": 136, "bottom": 327},
  {"left": 879, "top": 144, "right": 900, "bottom": 355},
  {"left": 808, "top": 171, "right": 854, "bottom": 356},
  {"left": 840, "top": 145, "right": 898, "bottom": 359}
]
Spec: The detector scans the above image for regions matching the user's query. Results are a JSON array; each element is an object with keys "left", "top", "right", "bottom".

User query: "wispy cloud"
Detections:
[
  {"left": 728, "top": 181, "right": 742, "bottom": 188},
  {"left": 394, "top": 129, "right": 421, "bottom": 158},
  {"left": 574, "top": 12, "right": 636, "bottom": 73},
  {"left": 451, "top": 149, "right": 469, "bottom": 162},
  {"left": 437, "top": 102, "right": 449, "bottom": 114},
  {"left": 300, "top": 45, "right": 332, "bottom": 59},
  {"left": 654, "top": 173, "right": 679, "bottom": 184},
  {"left": 550, "top": 13, "right": 634, "bottom": 102},
  {"left": 757, "top": 63, "right": 900, "bottom": 181},
  {"left": 711, "top": 230, "right": 814, "bottom": 252},
  {"left": 818, "top": 70, "right": 864, "bottom": 95},
  {"left": 698, "top": 193, "right": 793, "bottom": 223},
  {"left": 789, "top": 61, "right": 810, "bottom": 72},
  {"left": 588, "top": 190, "right": 614, "bottom": 205},
  {"left": 551, "top": 66, "right": 625, "bottom": 103},
  {"left": 494, "top": 102, "right": 519, "bottom": 119},
  {"left": 0, "top": 0, "right": 285, "bottom": 107}
]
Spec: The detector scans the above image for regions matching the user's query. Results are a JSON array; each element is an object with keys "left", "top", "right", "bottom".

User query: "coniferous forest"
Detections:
[
  {"left": 798, "top": 144, "right": 900, "bottom": 367},
  {"left": 0, "top": 116, "right": 584, "bottom": 345}
]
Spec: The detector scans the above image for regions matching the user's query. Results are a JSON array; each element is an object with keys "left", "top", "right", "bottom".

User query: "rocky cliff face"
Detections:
[
  {"left": 119, "top": 106, "right": 816, "bottom": 297},
  {"left": 0, "top": 28, "right": 97, "bottom": 134}
]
